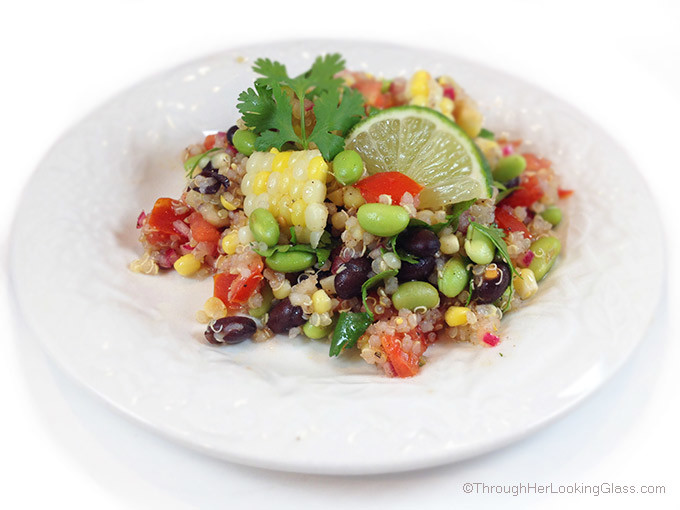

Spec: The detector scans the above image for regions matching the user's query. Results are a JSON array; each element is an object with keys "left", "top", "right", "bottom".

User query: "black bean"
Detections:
[
  {"left": 334, "top": 257, "right": 372, "bottom": 299},
  {"left": 201, "top": 179, "right": 222, "bottom": 195},
  {"left": 398, "top": 256, "right": 436, "bottom": 282},
  {"left": 267, "top": 298, "right": 306, "bottom": 334},
  {"left": 471, "top": 260, "right": 511, "bottom": 304},
  {"left": 205, "top": 316, "right": 257, "bottom": 345},
  {"left": 397, "top": 228, "right": 440, "bottom": 257},
  {"left": 505, "top": 177, "right": 520, "bottom": 188},
  {"left": 226, "top": 125, "right": 239, "bottom": 145}
]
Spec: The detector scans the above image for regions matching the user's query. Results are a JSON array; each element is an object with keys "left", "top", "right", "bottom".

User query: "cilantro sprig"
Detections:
[{"left": 237, "top": 54, "right": 365, "bottom": 160}]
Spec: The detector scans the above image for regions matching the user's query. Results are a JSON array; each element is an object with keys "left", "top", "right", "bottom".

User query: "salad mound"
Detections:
[{"left": 131, "top": 54, "right": 571, "bottom": 378}]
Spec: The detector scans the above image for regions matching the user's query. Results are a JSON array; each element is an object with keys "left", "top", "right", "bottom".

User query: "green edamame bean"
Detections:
[
  {"left": 332, "top": 150, "right": 364, "bottom": 185},
  {"left": 232, "top": 129, "right": 257, "bottom": 156},
  {"left": 540, "top": 206, "right": 562, "bottom": 226},
  {"left": 392, "top": 281, "right": 440, "bottom": 311},
  {"left": 249, "top": 208, "right": 280, "bottom": 247},
  {"left": 249, "top": 282, "right": 273, "bottom": 318},
  {"left": 302, "top": 321, "right": 334, "bottom": 339},
  {"left": 493, "top": 154, "right": 526, "bottom": 183},
  {"left": 528, "top": 236, "right": 561, "bottom": 281},
  {"left": 464, "top": 229, "right": 495, "bottom": 264},
  {"left": 265, "top": 251, "right": 316, "bottom": 273},
  {"left": 357, "top": 203, "right": 410, "bottom": 237},
  {"left": 438, "top": 255, "right": 469, "bottom": 298}
]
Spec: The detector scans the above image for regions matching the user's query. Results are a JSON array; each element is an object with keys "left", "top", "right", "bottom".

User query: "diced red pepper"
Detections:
[
  {"left": 443, "top": 85, "right": 455, "bottom": 100},
  {"left": 381, "top": 334, "right": 421, "bottom": 378},
  {"left": 229, "top": 273, "right": 263, "bottom": 303},
  {"left": 355, "top": 172, "right": 423, "bottom": 204},
  {"left": 204, "top": 134, "right": 216, "bottom": 150},
  {"left": 213, "top": 257, "right": 264, "bottom": 307},
  {"left": 213, "top": 273, "right": 238, "bottom": 306},
  {"left": 499, "top": 175, "right": 544, "bottom": 208},
  {"left": 558, "top": 188, "right": 574, "bottom": 199},
  {"left": 494, "top": 207, "right": 531, "bottom": 238},
  {"left": 483, "top": 332, "right": 500, "bottom": 347},
  {"left": 187, "top": 212, "right": 221, "bottom": 243}
]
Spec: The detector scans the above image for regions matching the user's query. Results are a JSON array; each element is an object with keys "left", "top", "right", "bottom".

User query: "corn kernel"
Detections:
[
  {"left": 221, "top": 232, "right": 239, "bottom": 255},
  {"left": 237, "top": 226, "right": 254, "bottom": 244},
  {"left": 220, "top": 195, "right": 237, "bottom": 211},
  {"left": 308, "top": 156, "right": 328, "bottom": 180},
  {"left": 253, "top": 171, "right": 270, "bottom": 195},
  {"left": 343, "top": 186, "right": 366, "bottom": 209},
  {"left": 514, "top": 268, "right": 538, "bottom": 299},
  {"left": 455, "top": 100, "right": 483, "bottom": 138},
  {"left": 445, "top": 306, "right": 470, "bottom": 327},
  {"left": 272, "top": 280, "right": 291, "bottom": 299},
  {"left": 291, "top": 199, "right": 306, "bottom": 226},
  {"left": 305, "top": 202, "right": 328, "bottom": 231},
  {"left": 269, "top": 147, "right": 279, "bottom": 154},
  {"left": 411, "top": 94, "right": 428, "bottom": 107},
  {"left": 312, "top": 289, "right": 332, "bottom": 314},
  {"left": 174, "top": 253, "right": 201, "bottom": 276},
  {"left": 302, "top": 179, "right": 326, "bottom": 204},
  {"left": 439, "top": 97, "right": 455, "bottom": 117},
  {"left": 204, "top": 296, "right": 227, "bottom": 320},
  {"left": 440, "top": 233, "right": 460, "bottom": 254},
  {"left": 410, "top": 70, "right": 431, "bottom": 97},
  {"left": 272, "top": 151, "right": 291, "bottom": 172}
]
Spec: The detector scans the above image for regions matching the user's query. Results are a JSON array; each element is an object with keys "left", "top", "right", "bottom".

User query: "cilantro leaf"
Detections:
[
  {"left": 252, "top": 58, "right": 289, "bottom": 85},
  {"left": 304, "top": 54, "right": 345, "bottom": 98},
  {"left": 361, "top": 269, "right": 398, "bottom": 317},
  {"left": 308, "top": 87, "right": 364, "bottom": 159}
]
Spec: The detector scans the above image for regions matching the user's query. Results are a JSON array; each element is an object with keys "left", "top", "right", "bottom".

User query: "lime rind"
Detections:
[{"left": 345, "top": 106, "right": 493, "bottom": 208}]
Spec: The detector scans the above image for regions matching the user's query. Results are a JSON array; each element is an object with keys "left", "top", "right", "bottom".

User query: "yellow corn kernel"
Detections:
[
  {"left": 305, "top": 202, "right": 328, "bottom": 231},
  {"left": 445, "top": 306, "right": 470, "bottom": 327},
  {"left": 221, "top": 232, "right": 239, "bottom": 255},
  {"left": 410, "top": 70, "right": 431, "bottom": 97},
  {"left": 455, "top": 100, "right": 483, "bottom": 138},
  {"left": 220, "top": 195, "right": 237, "bottom": 211},
  {"left": 272, "top": 151, "right": 291, "bottom": 172},
  {"left": 253, "top": 171, "right": 270, "bottom": 195},
  {"left": 312, "top": 289, "right": 332, "bottom": 314},
  {"left": 439, "top": 97, "right": 455, "bottom": 117},
  {"left": 272, "top": 280, "right": 291, "bottom": 300},
  {"left": 411, "top": 94, "right": 428, "bottom": 107},
  {"left": 343, "top": 186, "right": 366, "bottom": 209},
  {"left": 173, "top": 253, "right": 201, "bottom": 276},
  {"left": 439, "top": 233, "right": 460, "bottom": 254},
  {"left": 514, "top": 268, "right": 538, "bottom": 300},
  {"left": 308, "top": 156, "right": 328, "bottom": 180},
  {"left": 291, "top": 199, "right": 306, "bottom": 226},
  {"left": 302, "top": 179, "right": 326, "bottom": 204}
]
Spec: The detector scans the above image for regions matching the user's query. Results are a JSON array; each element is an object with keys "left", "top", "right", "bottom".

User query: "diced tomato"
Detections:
[
  {"left": 213, "top": 257, "right": 264, "bottom": 307},
  {"left": 522, "top": 153, "right": 551, "bottom": 172},
  {"left": 494, "top": 207, "right": 531, "bottom": 238},
  {"left": 213, "top": 273, "right": 238, "bottom": 306},
  {"left": 381, "top": 334, "right": 422, "bottom": 378},
  {"left": 355, "top": 172, "right": 423, "bottom": 203},
  {"left": 482, "top": 332, "right": 500, "bottom": 347},
  {"left": 145, "top": 198, "right": 191, "bottom": 247},
  {"left": 187, "top": 212, "right": 221, "bottom": 243},
  {"left": 558, "top": 188, "right": 574, "bottom": 199},
  {"left": 204, "top": 134, "right": 216, "bottom": 150},
  {"left": 498, "top": 175, "right": 544, "bottom": 208},
  {"left": 354, "top": 80, "right": 382, "bottom": 104}
]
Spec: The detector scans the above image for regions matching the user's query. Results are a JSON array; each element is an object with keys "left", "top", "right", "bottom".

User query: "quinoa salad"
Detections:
[{"left": 130, "top": 54, "right": 571, "bottom": 378}]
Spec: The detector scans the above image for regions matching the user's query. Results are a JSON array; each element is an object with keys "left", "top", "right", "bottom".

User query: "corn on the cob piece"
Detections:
[{"left": 242, "top": 149, "right": 329, "bottom": 246}]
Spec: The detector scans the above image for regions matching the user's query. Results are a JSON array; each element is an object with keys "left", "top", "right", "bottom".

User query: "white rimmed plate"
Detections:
[{"left": 9, "top": 40, "right": 663, "bottom": 474}]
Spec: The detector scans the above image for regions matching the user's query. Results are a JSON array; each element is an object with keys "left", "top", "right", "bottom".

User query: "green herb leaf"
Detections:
[
  {"left": 183, "top": 148, "right": 223, "bottom": 178},
  {"left": 329, "top": 311, "right": 372, "bottom": 357},
  {"left": 361, "top": 269, "right": 398, "bottom": 317},
  {"left": 315, "top": 230, "right": 333, "bottom": 265},
  {"left": 289, "top": 227, "right": 297, "bottom": 244},
  {"left": 388, "top": 235, "right": 419, "bottom": 264},
  {"left": 308, "top": 87, "right": 364, "bottom": 160},
  {"left": 478, "top": 128, "right": 495, "bottom": 140},
  {"left": 468, "top": 222, "right": 519, "bottom": 277}
]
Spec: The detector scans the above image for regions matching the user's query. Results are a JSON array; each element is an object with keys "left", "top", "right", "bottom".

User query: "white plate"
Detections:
[{"left": 9, "top": 40, "right": 663, "bottom": 474}]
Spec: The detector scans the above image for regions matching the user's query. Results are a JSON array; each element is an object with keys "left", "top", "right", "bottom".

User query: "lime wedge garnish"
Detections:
[{"left": 345, "top": 106, "right": 492, "bottom": 209}]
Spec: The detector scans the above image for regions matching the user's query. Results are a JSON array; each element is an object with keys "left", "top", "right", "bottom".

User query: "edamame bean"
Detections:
[
  {"left": 493, "top": 154, "right": 526, "bottom": 183},
  {"left": 332, "top": 150, "right": 364, "bottom": 185},
  {"left": 528, "top": 236, "right": 561, "bottom": 281},
  {"left": 249, "top": 208, "right": 280, "bottom": 247},
  {"left": 248, "top": 282, "right": 273, "bottom": 318},
  {"left": 357, "top": 203, "right": 410, "bottom": 237},
  {"left": 302, "top": 321, "right": 334, "bottom": 339},
  {"left": 438, "top": 255, "right": 469, "bottom": 297},
  {"left": 464, "top": 228, "right": 495, "bottom": 264},
  {"left": 540, "top": 206, "right": 562, "bottom": 226},
  {"left": 265, "top": 251, "right": 316, "bottom": 273},
  {"left": 232, "top": 129, "right": 257, "bottom": 156},
  {"left": 392, "top": 281, "right": 440, "bottom": 311}
]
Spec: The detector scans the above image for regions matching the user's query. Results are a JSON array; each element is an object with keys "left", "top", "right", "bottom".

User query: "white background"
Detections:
[{"left": 2, "top": 1, "right": 678, "bottom": 508}]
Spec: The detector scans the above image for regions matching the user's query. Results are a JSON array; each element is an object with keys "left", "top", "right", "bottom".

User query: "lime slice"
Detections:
[{"left": 345, "top": 106, "right": 492, "bottom": 209}]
